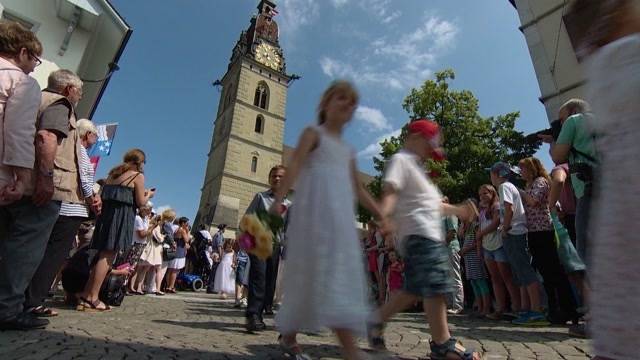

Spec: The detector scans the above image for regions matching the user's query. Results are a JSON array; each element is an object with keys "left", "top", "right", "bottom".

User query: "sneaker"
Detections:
[
  {"left": 241, "top": 298, "right": 248, "bottom": 307},
  {"left": 512, "top": 311, "right": 550, "bottom": 326}
]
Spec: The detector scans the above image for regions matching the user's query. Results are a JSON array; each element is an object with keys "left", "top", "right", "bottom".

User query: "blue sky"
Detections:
[{"left": 94, "top": 0, "right": 550, "bottom": 219}]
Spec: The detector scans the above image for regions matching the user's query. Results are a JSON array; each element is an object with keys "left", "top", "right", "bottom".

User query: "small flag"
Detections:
[
  {"left": 270, "top": 8, "right": 279, "bottom": 16},
  {"left": 88, "top": 123, "right": 118, "bottom": 171}
]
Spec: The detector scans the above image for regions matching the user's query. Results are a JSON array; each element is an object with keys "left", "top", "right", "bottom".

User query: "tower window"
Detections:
[
  {"left": 253, "top": 82, "right": 269, "bottom": 110},
  {"left": 251, "top": 156, "right": 258, "bottom": 173},
  {"left": 254, "top": 115, "right": 264, "bottom": 134}
]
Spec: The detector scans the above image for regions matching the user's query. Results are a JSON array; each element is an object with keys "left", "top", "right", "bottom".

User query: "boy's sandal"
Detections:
[
  {"left": 278, "top": 335, "right": 312, "bottom": 360},
  {"left": 367, "top": 322, "right": 387, "bottom": 351},
  {"left": 30, "top": 306, "right": 59, "bottom": 317},
  {"left": 429, "top": 338, "right": 480, "bottom": 360},
  {"left": 76, "top": 297, "right": 111, "bottom": 312},
  {"left": 485, "top": 312, "right": 503, "bottom": 320}
]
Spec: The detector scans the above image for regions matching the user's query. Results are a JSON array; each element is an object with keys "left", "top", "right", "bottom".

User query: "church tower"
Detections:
[{"left": 195, "top": 0, "right": 291, "bottom": 233}]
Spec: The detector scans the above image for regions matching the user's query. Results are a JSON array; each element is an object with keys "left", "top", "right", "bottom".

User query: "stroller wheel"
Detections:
[{"left": 192, "top": 278, "right": 204, "bottom": 291}]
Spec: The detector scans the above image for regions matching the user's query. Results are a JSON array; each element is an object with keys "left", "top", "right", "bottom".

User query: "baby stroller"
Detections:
[{"left": 177, "top": 232, "right": 211, "bottom": 291}]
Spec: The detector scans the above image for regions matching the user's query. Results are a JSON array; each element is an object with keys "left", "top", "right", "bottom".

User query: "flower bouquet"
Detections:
[{"left": 237, "top": 208, "right": 285, "bottom": 260}]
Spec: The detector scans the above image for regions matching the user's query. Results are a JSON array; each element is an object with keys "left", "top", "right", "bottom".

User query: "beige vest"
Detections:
[{"left": 38, "top": 90, "right": 84, "bottom": 204}]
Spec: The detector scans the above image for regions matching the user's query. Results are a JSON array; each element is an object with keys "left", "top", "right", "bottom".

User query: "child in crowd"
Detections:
[
  {"left": 489, "top": 162, "right": 548, "bottom": 326},
  {"left": 459, "top": 199, "right": 491, "bottom": 317},
  {"left": 271, "top": 81, "right": 384, "bottom": 360},
  {"left": 386, "top": 251, "right": 404, "bottom": 299},
  {"left": 213, "top": 238, "right": 236, "bottom": 299},
  {"left": 369, "top": 119, "right": 480, "bottom": 360},
  {"left": 477, "top": 184, "right": 521, "bottom": 320},
  {"left": 234, "top": 244, "right": 249, "bottom": 308}
]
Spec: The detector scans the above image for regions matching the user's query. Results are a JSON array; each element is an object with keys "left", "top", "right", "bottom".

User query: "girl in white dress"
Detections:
[
  {"left": 213, "top": 239, "right": 236, "bottom": 298},
  {"left": 271, "top": 81, "right": 384, "bottom": 360}
]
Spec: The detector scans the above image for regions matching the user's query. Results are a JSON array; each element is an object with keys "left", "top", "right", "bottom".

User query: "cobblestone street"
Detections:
[{"left": 0, "top": 291, "right": 592, "bottom": 359}]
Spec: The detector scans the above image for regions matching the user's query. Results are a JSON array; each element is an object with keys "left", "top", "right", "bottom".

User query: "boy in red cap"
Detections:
[{"left": 369, "top": 119, "right": 480, "bottom": 359}]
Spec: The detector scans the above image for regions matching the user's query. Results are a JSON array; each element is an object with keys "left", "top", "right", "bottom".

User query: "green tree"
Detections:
[{"left": 359, "top": 69, "right": 539, "bottom": 222}]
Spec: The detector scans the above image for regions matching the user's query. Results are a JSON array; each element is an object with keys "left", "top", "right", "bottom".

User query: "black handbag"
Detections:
[{"left": 99, "top": 273, "right": 126, "bottom": 306}]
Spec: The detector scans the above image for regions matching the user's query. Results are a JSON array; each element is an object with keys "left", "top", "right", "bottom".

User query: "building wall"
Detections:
[
  {"left": 513, "top": 0, "right": 586, "bottom": 122},
  {"left": 0, "top": 0, "right": 92, "bottom": 88},
  {"left": 196, "top": 57, "right": 288, "bottom": 231}
]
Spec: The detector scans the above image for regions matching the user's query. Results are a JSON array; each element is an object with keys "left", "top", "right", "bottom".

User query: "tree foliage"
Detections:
[{"left": 359, "top": 69, "right": 539, "bottom": 222}]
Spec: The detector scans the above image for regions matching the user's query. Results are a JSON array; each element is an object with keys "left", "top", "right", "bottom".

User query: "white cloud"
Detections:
[
  {"left": 360, "top": 0, "right": 402, "bottom": 24},
  {"left": 331, "top": 0, "right": 349, "bottom": 7},
  {"left": 355, "top": 105, "right": 392, "bottom": 132},
  {"left": 357, "top": 128, "right": 402, "bottom": 158},
  {"left": 319, "top": 14, "right": 458, "bottom": 93},
  {"left": 277, "top": 0, "right": 321, "bottom": 38}
]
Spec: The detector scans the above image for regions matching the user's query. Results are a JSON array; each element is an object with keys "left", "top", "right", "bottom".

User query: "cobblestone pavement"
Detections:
[{"left": 0, "top": 291, "right": 592, "bottom": 359}]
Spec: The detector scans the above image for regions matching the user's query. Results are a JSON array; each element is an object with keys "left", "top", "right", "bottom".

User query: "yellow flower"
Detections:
[
  {"left": 239, "top": 215, "right": 253, "bottom": 231},
  {"left": 246, "top": 215, "right": 262, "bottom": 235}
]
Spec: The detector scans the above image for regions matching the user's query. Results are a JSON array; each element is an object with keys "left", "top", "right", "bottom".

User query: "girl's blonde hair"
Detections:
[
  {"left": 161, "top": 209, "right": 176, "bottom": 222},
  {"left": 478, "top": 184, "right": 499, "bottom": 220},
  {"left": 519, "top": 157, "right": 550, "bottom": 182},
  {"left": 317, "top": 80, "right": 359, "bottom": 124}
]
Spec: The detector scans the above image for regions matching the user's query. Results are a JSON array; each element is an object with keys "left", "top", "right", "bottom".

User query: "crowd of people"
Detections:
[{"left": 1, "top": 1, "right": 639, "bottom": 359}]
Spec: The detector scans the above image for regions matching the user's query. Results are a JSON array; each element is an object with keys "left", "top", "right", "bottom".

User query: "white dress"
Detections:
[
  {"left": 213, "top": 251, "right": 235, "bottom": 295},
  {"left": 276, "top": 125, "right": 369, "bottom": 336},
  {"left": 586, "top": 34, "right": 640, "bottom": 360}
]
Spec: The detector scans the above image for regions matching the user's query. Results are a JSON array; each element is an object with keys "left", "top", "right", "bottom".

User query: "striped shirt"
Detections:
[{"left": 59, "top": 146, "right": 94, "bottom": 217}]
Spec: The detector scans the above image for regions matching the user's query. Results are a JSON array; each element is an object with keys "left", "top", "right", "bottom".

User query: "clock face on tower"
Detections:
[{"left": 255, "top": 42, "right": 281, "bottom": 71}]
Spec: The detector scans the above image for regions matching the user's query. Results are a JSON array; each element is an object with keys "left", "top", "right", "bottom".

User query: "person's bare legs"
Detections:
[
  {"left": 166, "top": 269, "right": 178, "bottom": 290},
  {"left": 156, "top": 265, "right": 167, "bottom": 293},
  {"left": 334, "top": 328, "right": 364, "bottom": 360},
  {"left": 376, "top": 290, "right": 419, "bottom": 322},
  {"left": 519, "top": 287, "right": 530, "bottom": 312},
  {"left": 132, "top": 265, "right": 150, "bottom": 292},
  {"left": 423, "top": 295, "right": 451, "bottom": 345},
  {"left": 497, "top": 262, "right": 521, "bottom": 312},
  {"left": 526, "top": 281, "right": 543, "bottom": 312},
  {"left": 81, "top": 250, "right": 115, "bottom": 306},
  {"left": 485, "top": 259, "right": 506, "bottom": 312}
]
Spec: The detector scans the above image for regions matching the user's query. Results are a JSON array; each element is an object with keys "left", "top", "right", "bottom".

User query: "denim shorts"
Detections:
[
  {"left": 402, "top": 235, "right": 455, "bottom": 298},
  {"left": 236, "top": 261, "right": 248, "bottom": 286},
  {"left": 483, "top": 246, "right": 508, "bottom": 263},
  {"left": 502, "top": 233, "right": 538, "bottom": 287}
]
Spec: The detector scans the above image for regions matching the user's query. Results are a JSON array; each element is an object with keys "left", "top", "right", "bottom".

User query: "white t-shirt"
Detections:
[
  {"left": 199, "top": 229, "right": 212, "bottom": 241},
  {"left": 498, "top": 181, "right": 528, "bottom": 235},
  {"left": 133, "top": 215, "right": 149, "bottom": 244},
  {"left": 384, "top": 150, "right": 444, "bottom": 249}
]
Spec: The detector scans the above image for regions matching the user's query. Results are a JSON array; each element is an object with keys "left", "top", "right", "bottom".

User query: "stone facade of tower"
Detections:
[{"left": 194, "top": 0, "right": 290, "bottom": 233}]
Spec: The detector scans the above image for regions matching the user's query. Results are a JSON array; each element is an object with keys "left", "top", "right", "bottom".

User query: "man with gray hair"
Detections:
[
  {"left": 541, "top": 98, "right": 597, "bottom": 268},
  {"left": 23, "top": 71, "right": 102, "bottom": 318}
]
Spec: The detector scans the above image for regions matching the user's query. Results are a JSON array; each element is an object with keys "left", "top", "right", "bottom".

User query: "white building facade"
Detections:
[
  {"left": 510, "top": 0, "right": 586, "bottom": 122},
  {"left": 0, "top": 0, "right": 131, "bottom": 118}
]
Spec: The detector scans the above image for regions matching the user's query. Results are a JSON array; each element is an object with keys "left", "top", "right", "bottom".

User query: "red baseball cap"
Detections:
[{"left": 408, "top": 119, "right": 445, "bottom": 161}]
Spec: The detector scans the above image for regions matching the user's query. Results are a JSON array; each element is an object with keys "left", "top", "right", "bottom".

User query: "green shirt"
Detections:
[
  {"left": 443, "top": 215, "right": 460, "bottom": 251},
  {"left": 556, "top": 113, "right": 597, "bottom": 198}
]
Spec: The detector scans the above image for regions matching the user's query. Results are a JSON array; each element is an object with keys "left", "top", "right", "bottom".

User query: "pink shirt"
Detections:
[{"left": 0, "top": 57, "right": 41, "bottom": 196}]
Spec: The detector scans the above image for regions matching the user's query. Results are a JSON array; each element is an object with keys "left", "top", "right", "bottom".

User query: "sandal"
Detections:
[
  {"left": 485, "top": 311, "right": 503, "bottom": 320},
  {"left": 429, "top": 338, "right": 480, "bottom": 360},
  {"left": 278, "top": 335, "right": 312, "bottom": 360},
  {"left": 76, "top": 297, "right": 111, "bottom": 312},
  {"left": 165, "top": 288, "right": 176, "bottom": 294},
  {"left": 30, "top": 306, "right": 59, "bottom": 317}
]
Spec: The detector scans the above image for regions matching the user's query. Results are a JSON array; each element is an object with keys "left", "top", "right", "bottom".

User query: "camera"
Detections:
[{"left": 524, "top": 120, "right": 563, "bottom": 144}]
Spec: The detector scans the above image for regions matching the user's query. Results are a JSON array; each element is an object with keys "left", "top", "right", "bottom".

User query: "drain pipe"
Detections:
[{"left": 58, "top": 5, "right": 82, "bottom": 56}]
